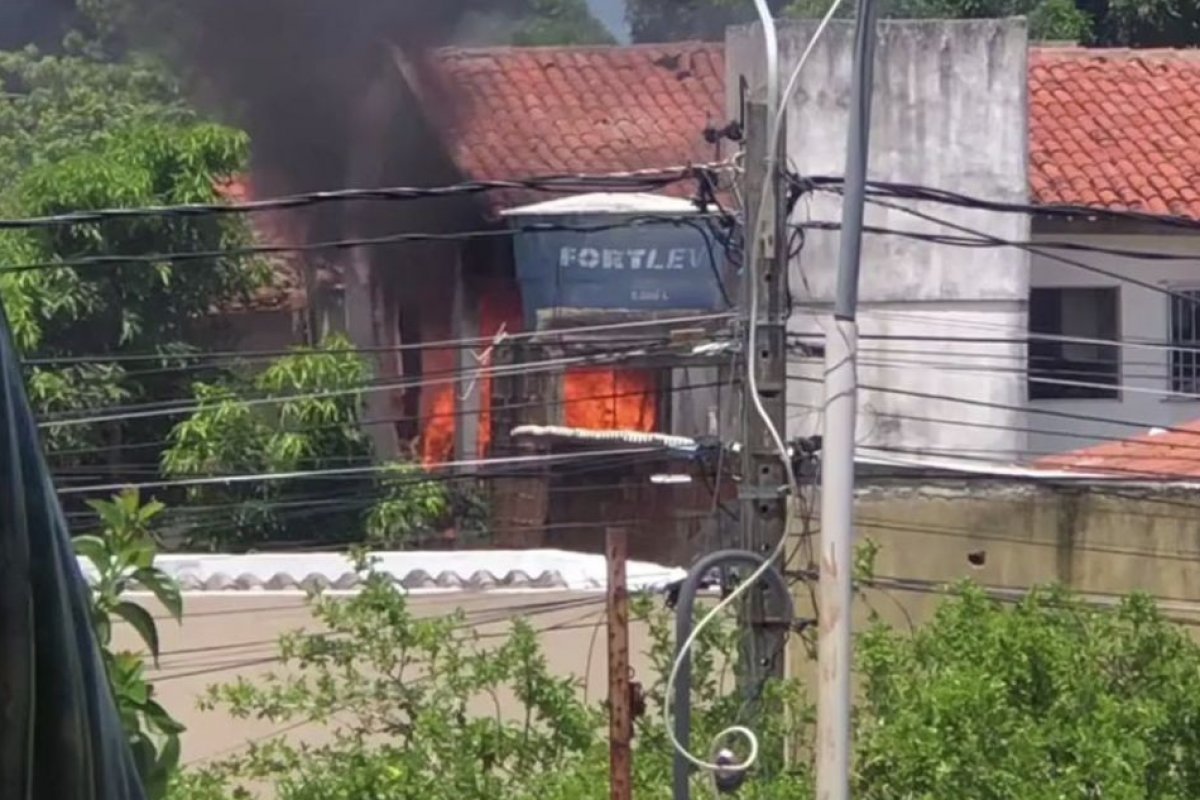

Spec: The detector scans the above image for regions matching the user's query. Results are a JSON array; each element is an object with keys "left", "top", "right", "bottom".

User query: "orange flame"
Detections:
[
  {"left": 477, "top": 282, "right": 525, "bottom": 457},
  {"left": 419, "top": 343, "right": 456, "bottom": 467},
  {"left": 563, "top": 367, "right": 658, "bottom": 431},
  {"left": 421, "top": 280, "right": 660, "bottom": 464}
]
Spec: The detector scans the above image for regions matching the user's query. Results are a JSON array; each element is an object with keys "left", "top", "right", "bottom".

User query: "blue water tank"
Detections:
[{"left": 503, "top": 194, "right": 728, "bottom": 329}]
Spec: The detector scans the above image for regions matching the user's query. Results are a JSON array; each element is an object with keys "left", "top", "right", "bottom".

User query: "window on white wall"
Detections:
[
  {"left": 1169, "top": 289, "right": 1200, "bottom": 394},
  {"left": 1028, "top": 287, "right": 1119, "bottom": 400}
]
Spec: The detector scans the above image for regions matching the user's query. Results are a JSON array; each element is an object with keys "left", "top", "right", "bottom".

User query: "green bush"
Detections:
[
  {"left": 162, "top": 557, "right": 1200, "bottom": 800},
  {"left": 75, "top": 488, "right": 186, "bottom": 800},
  {"left": 169, "top": 558, "right": 812, "bottom": 799}
]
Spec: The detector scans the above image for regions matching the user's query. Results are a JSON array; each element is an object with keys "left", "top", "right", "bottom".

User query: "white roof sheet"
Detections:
[
  {"left": 500, "top": 192, "right": 700, "bottom": 217},
  {"left": 77, "top": 548, "right": 686, "bottom": 594}
]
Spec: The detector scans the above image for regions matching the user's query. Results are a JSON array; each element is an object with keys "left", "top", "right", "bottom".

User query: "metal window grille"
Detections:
[{"left": 1170, "top": 290, "right": 1200, "bottom": 394}]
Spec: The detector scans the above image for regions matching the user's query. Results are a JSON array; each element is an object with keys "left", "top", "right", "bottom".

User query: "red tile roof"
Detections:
[
  {"left": 431, "top": 43, "right": 726, "bottom": 204},
  {"left": 430, "top": 43, "right": 1200, "bottom": 220},
  {"left": 1030, "top": 47, "right": 1200, "bottom": 218},
  {"left": 1037, "top": 421, "right": 1200, "bottom": 479}
]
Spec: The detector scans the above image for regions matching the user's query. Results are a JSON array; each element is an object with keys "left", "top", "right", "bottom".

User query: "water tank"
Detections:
[{"left": 502, "top": 193, "right": 729, "bottom": 330}]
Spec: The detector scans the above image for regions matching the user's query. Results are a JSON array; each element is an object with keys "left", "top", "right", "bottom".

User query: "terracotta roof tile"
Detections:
[
  {"left": 1030, "top": 47, "right": 1200, "bottom": 218},
  {"left": 1037, "top": 420, "right": 1200, "bottom": 480},
  {"left": 429, "top": 44, "right": 1200, "bottom": 220},
  {"left": 431, "top": 43, "right": 727, "bottom": 206}
]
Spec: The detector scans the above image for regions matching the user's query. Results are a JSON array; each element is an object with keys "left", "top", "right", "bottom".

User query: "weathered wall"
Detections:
[
  {"left": 117, "top": 590, "right": 658, "bottom": 767},
  {"left": 788, "top": 481, "right": 1200, "bottom": 642},
  {"left": 726, "top": 20, "right": 1031, "bottom": 461},
  {"left": 1029, "top": 231, "right": 1200, "bottom": 454}
]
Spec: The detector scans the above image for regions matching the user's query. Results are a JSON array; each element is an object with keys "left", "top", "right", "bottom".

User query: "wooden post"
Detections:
[{"left": 606, "top": 526, "right": 633, "bottom": 800}]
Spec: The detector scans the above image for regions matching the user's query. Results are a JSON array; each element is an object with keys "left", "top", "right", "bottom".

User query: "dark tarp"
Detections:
[{"left": 0, "top": 300, "right": 147, "bottom": 799}]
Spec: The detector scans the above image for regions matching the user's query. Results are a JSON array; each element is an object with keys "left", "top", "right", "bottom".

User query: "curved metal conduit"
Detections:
[{"left": 672, "top": 549, "right": 794, "bottom": 799}]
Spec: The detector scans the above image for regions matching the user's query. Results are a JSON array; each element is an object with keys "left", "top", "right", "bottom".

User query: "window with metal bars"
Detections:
[
  {"left": 1169, "top": 289, "right": 1200, "bottom": 394},
  {"left": 1028, "top": 287, "right": 1120, "bottom": 400}
]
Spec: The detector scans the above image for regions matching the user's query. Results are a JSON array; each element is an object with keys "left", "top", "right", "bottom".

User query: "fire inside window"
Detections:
[{"left": 417, "top": 285, "right": 661, "bottom": 466}]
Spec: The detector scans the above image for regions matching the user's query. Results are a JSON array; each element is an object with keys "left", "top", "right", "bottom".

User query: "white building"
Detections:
[
  {"left": 729, "top": 23, "right": 1200, "bottom": 464},
  {"left": 1026, "top": 48, "right": 1200, "bottom": 455},
  {"left": 728, "top": 19, "right": 1032, "bottom": 463}
]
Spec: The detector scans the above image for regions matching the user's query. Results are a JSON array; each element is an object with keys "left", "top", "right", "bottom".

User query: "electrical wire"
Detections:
[
  {"left": 56, "top": 446, "right": 670, "bottom": 496},
  {"left": 665, "top": 0, "right": 842, "bottom": 779},
  {"left": 24, "top": 313, "right": 733, "bottom": 367},
  {"left": 0, "top": 165, "right": 717, "bottom": 231},
  {"left": 799, "top": 190, "right": 1200, "bottom": 315},
  {"left": 0, "top": 214, "right": 727, "bottom": 276},
  {"left": 37, "top": 337, "right": 687, "bottom": 429},
  {"left": 802, "top": 174, "right": 1200, "bottom": 233},
  {"left": 45, "top": 377, "right": 727, "bottom": 462}
]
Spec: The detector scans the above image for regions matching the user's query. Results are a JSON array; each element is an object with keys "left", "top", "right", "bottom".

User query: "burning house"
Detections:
[
  {"left": 191, "top": 30, "right": 739, "bottom": 561},
  {"left": 390, "top": 42, "right": 734, "bottom": 465}
]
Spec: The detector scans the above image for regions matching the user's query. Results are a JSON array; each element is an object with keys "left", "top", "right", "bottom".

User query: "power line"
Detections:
[
  {"left": 24, "top": 312, "right": 732, "bottom": 367},
  {"left": 802, "top": 190, "right": 1200, "bottom": 315},
  {"left": 56, "top": 445, "right": 676, "bottom": 496},
  {"left": 800, "top": 174, "right": 1200, "bottom": 234},
  {"left": 45, "top": 376, "right": 728, "bottom": 462},
  {"left": 0, "top": 165, "right": 716, "bottom": 231},
  {"left": 38, "top": 337, "right": 693, "bottom": 429},
  {"left": 790, "top": 325, "right": 1200, "bottom": 358},
  {"left": 0, "top": 214, "right": 726, "bottom": 276}
]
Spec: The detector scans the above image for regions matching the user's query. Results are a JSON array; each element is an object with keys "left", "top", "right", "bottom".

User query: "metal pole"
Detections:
[
  {"left": 673, "top": 550, "right": 795, "bottom": 800},
  {"left": 739, "top": 101, "right": 790, "bottom": 699},
  {"left": 817, "top": 4, "right": 878, "bottom": 800},
  {"left": 606, "top": 526, "right": 632, "bottom": 800}
]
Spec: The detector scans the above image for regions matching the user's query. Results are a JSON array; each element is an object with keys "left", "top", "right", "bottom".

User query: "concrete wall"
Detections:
[
  {"left": 122, "top": 483, "right": 1200, "bottom": 769},
  {"left": 116, "top": 590, "right": 659, "bottom": 768},
  {"left": 1030, "top": 232, "right": 1200, "bottom": 454},
  {"left": 726, "top": 20, "right": 1031, "bottom": 461},
  {"left": 789, "top": 481, "right": 1200, "bottom": 634}
]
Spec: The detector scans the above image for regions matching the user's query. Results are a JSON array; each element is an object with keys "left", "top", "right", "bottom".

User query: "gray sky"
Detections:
[{"left": 585, "top": 0, "right": 629, "bottom": 42}]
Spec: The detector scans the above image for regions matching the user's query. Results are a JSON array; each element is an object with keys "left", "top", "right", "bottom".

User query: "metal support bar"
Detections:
[
  {"left": 672, "top": 549, "right": 794, "bottom": 800},
  {"left": 817, "top": 3, "right": 879, "bottom": 800},
  {"left": 738, "top": 102, "right": 790, "bottom": 697},
  {"left": 606, "top": 527, "right": 633, "bottom": 800}
]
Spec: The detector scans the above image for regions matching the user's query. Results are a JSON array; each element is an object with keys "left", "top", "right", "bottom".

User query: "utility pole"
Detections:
[
  {"left": 739, "top": 101, "right": 789, "bottom": 695},
  {"left": 606, "top": 526, "right": 633, "bottom": 800},
  {"left": 817, "top": 4, "right": 878, "bottom": 800}
]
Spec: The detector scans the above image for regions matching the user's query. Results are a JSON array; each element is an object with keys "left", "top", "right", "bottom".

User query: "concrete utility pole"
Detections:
[
  {"left": 738, "top": 101, "right": 790, "bottom": 695},
  {"left": 606, "top": 526, "right": 633, "bottom": 800},
  {"left": 817, "top": 4, "right": 879, "bottom": 800}
]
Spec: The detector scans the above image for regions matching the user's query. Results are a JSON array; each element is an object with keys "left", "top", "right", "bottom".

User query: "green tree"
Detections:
[
  {"left": 161, "top": 336, "right": 373, "bottom": 549},
  {"left": 785, "top": 0, "right": 1089, "bottom": 41},
  {"left": 74, "top": 488, "right": 186, "bottom": 800},
  {"left": 161, "top": 336, "right": 458, "bottom": 550},
  {"left": 0, "top": 44, "right": 191, "bottom": 188},
  {"left": 513, "top": 0, "right": 618, "bottom": 44},
  {"left": 630, "top": 0, "right": 1199, "bottom": 48},
  {"left": 628, "top": 0, "right": 790, "bottom": 42},
  {"left": 169, "top": 560, "right": 812, "bottom": 800},
  {"left": 0, "top": 117, "right": 269, "bottom": 460},
  {"left": 856, "top": 584, "right": 1200, "bottom": 799}
]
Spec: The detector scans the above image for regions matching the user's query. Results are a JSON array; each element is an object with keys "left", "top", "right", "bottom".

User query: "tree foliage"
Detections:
[
  {"left": 628, "top": 0, "right": 1200, "bottom": 46},
  {"left": 161, "top": 337, "right": 456, "bottom": 550},
  {"left": 75, "top": 488, "right": 186, "bottom": 800},
  {"left": 856, "top": 583, "right": 1200, "bottom": 800},
  {"left": 511, "top": 0, "right": 618, "bottom": 44},
  {"left": 627, "top": 0, "right": 790, "bottom": 43},
  {"left": 0, "top": 115, "right": 268, "bottom": 458},
  {"left": 169, "top": 561, "right": 811, "bottom": 800},
  {"left": 0, "top": 44, "right": 190, "bottom": 187},
  {"left": 161, "top": 564, "right": 1200, "bottom": 800}
]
